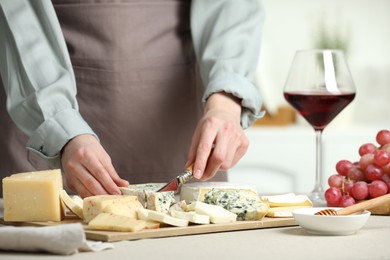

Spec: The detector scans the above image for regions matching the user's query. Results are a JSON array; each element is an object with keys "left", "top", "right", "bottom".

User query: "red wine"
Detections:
[{"left": 284, "top": 90, "right": 355, "bottom": 130}]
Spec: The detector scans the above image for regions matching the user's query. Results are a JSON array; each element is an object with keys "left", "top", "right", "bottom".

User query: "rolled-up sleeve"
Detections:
[
  {"left": 191, "top": 0, "right": 265, "bottom": 128},
  {"left": 0, "top": 0, "right": 95, "bottom": 167}
]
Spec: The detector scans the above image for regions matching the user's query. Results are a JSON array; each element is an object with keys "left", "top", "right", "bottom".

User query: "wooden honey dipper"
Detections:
[{"left": 315, "top": 193, "right": 390, "bottom": 216}]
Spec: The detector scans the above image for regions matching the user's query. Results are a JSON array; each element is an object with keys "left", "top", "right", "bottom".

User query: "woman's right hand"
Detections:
[{"left": 61, "top": 134, "right": 129, "bottom": 198}]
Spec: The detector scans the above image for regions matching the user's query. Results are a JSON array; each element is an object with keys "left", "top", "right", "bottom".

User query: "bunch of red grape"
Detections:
[{"left": 325, "top": 129, "right": 390, "bottom": 207}]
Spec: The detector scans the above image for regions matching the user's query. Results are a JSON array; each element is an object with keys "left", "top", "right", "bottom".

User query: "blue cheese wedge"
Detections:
[
  {"left": 202, "top": 189, "right": 269, "bottom": 221},
  {"left": 120, "top": 183, "right": 175, "bottom": 213}
]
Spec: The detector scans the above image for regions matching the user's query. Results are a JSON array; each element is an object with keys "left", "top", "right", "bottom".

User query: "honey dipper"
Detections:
[{"left": 315, "top": 193, "right": 390, "bottom": 216}]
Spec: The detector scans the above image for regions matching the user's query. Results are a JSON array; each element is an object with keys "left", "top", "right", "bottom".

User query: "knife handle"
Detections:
[{"left": 177, "top": 165, "right": 193, "bottom": 185}]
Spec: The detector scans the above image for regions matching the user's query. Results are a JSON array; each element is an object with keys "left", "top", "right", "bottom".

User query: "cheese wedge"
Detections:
[
  {"left": 187, "top": 201, "right": 237, "bottom": 224},
  {"left": 88, "top": 213, "right": 146, "bottom": 232},
  {"left": 180, "top": 182, "right": 257, "bottom": 202},
  {"left": 60, "top": 190, "right": 84, "bottom": 219},
  {"left": 2, "top": 169, "right": 64, "bottom": 222},
  {"left": 202, "top": 189, "right": 269, "bottom": 221},
  {"left": 260, "top": 193, "right": 312, "bottom": 207},
  {"left": 137, "top": 208, "right": 189, "bottom": 227},
  {"left": 266, "top": 206, "right": 312, "bottom": 218},
  {"left": 170, "top": 210, "right": 210, "bottom": 224},
  {"left": 120, "top": 183, "right": 175, "bottom": 213},
  {"left": 83, "top": 195, "right": 142, "bottom": 223}
]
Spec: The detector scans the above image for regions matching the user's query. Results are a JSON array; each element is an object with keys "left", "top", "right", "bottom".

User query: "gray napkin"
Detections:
[{"left": 0, "top": 223, "right": 113, "bottom": 255}]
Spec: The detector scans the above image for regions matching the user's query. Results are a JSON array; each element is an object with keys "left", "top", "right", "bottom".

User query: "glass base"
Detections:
[{"left": 309, "top": 191, "right": 327, "bottom": 207}]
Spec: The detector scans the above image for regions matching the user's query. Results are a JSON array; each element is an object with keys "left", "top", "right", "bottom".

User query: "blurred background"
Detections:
[{"left": 228, "top": 0, "right": 390, "bottom": 194}]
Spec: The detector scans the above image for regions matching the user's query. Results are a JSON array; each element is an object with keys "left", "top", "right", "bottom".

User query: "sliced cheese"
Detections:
[
  {"left": 83, "top": 195, "right": 142, "bottom": 223},
  {"left": 180, "top": 182, "right": 257, "bottom": 202},
  {"left": 261, "top": 193, "right": 312, "bottom": 207},
  {"left": 71, "top": 195, "right": 84, "bottom": 209},
  {"left": 146, "top": 191, "right": 175, "bottom": 213},
  {"left": 170, "top": 210, "right": 210, "bottom": 224},
  {"left": 120, "top": 183, "right": 175, "bottom": 213},
  {"left": 137, "top": 208, "right": 189, "bottom": 227},
  {"left": 266, "top": 206, "right": 312, "bottom": 218},
  {"left": 88, "top": 213, "right": 146, "bottom": 232},
  {"left": 202, "top": 189, "right": 269, "bottom": 221},
  {"left": 2, "top": 169, "right": 64, "bottom": 222},
  {"left": 60, "top": 190, "right": 83, "bottom": 219},
  {"left": 103, "top": 202, "right": 143, "bottom": 219},
  {"left": 187, "top": 201, "right": 237, "bottom": 224}
]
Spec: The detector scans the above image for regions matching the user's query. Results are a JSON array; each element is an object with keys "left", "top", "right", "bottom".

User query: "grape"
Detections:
[
  {"left": 350, "top": 181, "right": 369, "bottom": 200},
  {"left": 369, "top": 180, "right": 388, "bottom": 198},
  {"left": 343, "top": 179, "right": 354, "bottom": 195},
  {"left": 381, "top": 144, "right": 390, "bottom": 153},
  {"left": 339, "top": 195, "right": 356, "bottom": 207},
  {"left": 347, "top": 166, "right": 366, "bottom": 181},
  {"left": 336, "top": 160, "right": 354, "bottom": 176},
  {"left": 365, "top": 164, "right": 384, "bottom": 181},
  {"left": 359, "top": 153, "right": 375, "bottom": 170},
  {"left": 382, "top": 162, "right": 390, "bottom": 174},
  {"left": 376, "top": 130, "right": 390, "bottom": 146},
  {"left": 328, "top": 174, "right": 344, "bottom": 188},
  {"left": 381, "top": 173, "right": 390, "bottom": 190},
  {"left": 358, "top": 143, "right": 377, "bottom": 156},
  {"left": 325, "top": 187, "right": 342, "bottom": 206},
  {"left": 373, "top": 150, "right": 390, "bottom": 167}
]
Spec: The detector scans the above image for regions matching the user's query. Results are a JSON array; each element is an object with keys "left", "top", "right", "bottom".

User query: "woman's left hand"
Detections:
[{"left": 186, "top": 92, "right": 249, "bottom": 180}]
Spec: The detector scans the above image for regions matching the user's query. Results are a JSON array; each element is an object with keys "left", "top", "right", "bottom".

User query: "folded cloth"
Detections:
[{"left": 0, "top": 223, "right": 113, "bottom": 255}]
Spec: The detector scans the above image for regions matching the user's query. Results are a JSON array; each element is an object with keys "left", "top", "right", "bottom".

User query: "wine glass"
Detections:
[{"left": 283, "top": 49, "right": 356, "bottom": 206}]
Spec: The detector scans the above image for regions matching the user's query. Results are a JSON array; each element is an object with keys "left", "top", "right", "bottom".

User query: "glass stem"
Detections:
[{"left": 314, "top": 129, "right": 324, "bottom": 193}]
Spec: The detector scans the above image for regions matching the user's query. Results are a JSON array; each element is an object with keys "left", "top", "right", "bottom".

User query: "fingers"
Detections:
[
  {"left": 61, "top": 134, "right": 127, "bottom": 197},
  {"left": 190, "top": 118, "right": 249, "bottom": 181}
]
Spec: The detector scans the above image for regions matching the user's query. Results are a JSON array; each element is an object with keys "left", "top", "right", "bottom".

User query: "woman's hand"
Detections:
[
  {"left": 61, "top": 134, "right": 129, "bottom": 197},
  {"left": 186, "top": 92, "right": 249, "bottom": 180}
]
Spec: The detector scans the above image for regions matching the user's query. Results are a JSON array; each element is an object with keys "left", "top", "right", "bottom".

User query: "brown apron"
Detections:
[{"left": 0, "top": 0, "right": 227, "bottom": 194}]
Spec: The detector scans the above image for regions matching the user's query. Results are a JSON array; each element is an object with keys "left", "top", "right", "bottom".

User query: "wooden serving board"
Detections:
[{"left": 0, "top": 215, "right": 296, "bottom": 242}]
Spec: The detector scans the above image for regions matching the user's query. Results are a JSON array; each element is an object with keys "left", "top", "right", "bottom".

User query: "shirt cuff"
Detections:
[
  {"left": 26, "top": 109, "right": 97, "bottom": 168},
  {"left": 202, "top": 70, "right": 265, "bottom": 129}
]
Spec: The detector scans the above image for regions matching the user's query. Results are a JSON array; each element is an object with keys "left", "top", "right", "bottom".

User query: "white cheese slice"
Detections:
[
  {"left": 266, "top": 205, "right": 312, "bottom": 218},
  {"left": 187, "top": 201, "right": 237, "bottom": 224},
  {"left": 260, "top": 193, "right": 312, "bottom": 207},
  {"left": 59, "top": 190, "right": 84, "bottom": 219},
  {"left": 137, "top": 208, "right": 189, "bottom": 227},
  {"left": 180, "top": 182, "right": 257, "bottom": 202},
  {"left": 170, "top": 210, "right": 210, "bottom": 224}
]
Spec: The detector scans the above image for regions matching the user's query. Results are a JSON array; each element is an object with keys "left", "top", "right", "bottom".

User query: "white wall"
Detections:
[
  {"left": 228, "top": 0, "right": 390, "bottom": 195},
  {"left": 257, "top": 0, "right": 390, "bottom": 126}
]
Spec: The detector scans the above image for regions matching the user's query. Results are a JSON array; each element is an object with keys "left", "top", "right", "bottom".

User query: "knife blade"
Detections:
[{"left": 157, "top": 165, "right": 193, "bottom": 193}]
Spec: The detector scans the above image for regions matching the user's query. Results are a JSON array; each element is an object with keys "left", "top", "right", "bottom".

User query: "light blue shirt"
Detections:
[{"left": 0, "top": 0, "right": 265, "bottom": 167}]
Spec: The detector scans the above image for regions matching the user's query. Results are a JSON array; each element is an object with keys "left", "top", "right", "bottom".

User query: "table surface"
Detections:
[{"left": 1, "top": 199, "right": 390, "bottom": 260}]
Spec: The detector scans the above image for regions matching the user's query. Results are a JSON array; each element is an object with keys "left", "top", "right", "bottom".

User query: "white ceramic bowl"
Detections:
[{"left": 292, "top": 207, "right": 371, "bottom": 235}]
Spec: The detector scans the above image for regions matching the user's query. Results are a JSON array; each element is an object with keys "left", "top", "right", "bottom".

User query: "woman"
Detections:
[{"left": 0, "top": 0, "right": 265, "bottom": 197}]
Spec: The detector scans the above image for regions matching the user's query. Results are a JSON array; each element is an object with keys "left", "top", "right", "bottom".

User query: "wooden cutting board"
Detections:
[{"left": 0, "top": 215, "right": 296, "bottom": 242}]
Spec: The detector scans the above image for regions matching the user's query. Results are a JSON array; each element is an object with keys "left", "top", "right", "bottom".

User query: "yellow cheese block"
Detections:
[
  {"left": 2, "top": 169, "right": 64, "bottom": 222},
  {"left": 88, "top": 213, "right": 146, "bottom": 232},
  {"left": 83, "top": 195, "right": 142, "bottom": 223}
]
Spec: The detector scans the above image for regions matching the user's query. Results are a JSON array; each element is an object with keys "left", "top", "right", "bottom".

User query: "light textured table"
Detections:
[{"left": 1, "top": 199, "right": 389, "bottom": 260}]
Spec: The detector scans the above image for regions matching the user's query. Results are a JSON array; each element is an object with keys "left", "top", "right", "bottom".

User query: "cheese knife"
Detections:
[{"left": 157, "top": 165, "right": 193, "bottom": 193}]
